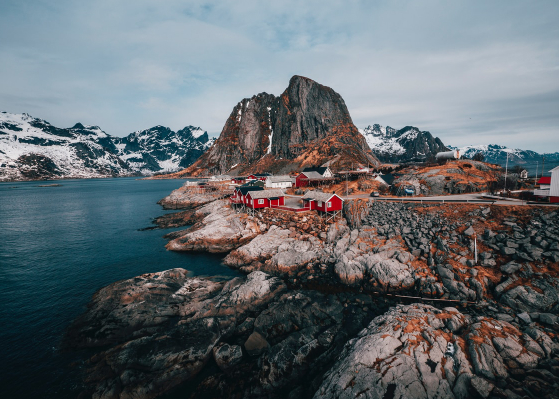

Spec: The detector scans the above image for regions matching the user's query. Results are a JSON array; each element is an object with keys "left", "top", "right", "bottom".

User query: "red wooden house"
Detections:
[
  {"left": 231, "top": 176, "right": 247, "bottom": 185},
  {"left": 245, "top": 189, "right": 285, "bottom": 209},
  {"left": 230, "top": 186, "right": 264, "bottom": 205},
  {"left": 302, "top": 190, "right": 343, "bottom": 212},
  {"left": 295, "top": 167, "right": 335, "bottom": 188},
  {"left": 247, "top": 173, "right": 271, "bottom": 182}
]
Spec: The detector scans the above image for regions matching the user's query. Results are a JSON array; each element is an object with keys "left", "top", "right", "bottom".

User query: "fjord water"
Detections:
[{"left": 0, "top": 177, "right": 239, "bottom": 398}]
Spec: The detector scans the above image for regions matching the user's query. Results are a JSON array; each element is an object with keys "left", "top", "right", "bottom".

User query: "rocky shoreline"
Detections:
[{"left": 64, "top": 186, "right": 559, "bottom": 399}]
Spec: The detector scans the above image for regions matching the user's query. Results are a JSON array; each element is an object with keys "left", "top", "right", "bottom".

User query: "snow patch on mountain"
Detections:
[
  {"left": 0, "top": 112, "right": 213, "bottom": 181},
  {"left": 360, "top": 124, "right": 447, "bottom": 163}
]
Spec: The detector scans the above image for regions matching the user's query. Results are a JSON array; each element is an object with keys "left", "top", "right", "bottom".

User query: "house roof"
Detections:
[
  {"left": 236, "top": 186, "right": 264, "bottom": 195},
  {"left": 302, "top": 167, "right": 329, "bottom": 176},
  {"left": 538, "top": 176, "right": 551, "bottom": 185},
  {"left": 247, "top": 189, "right": 285, "bottom": 199},
  {"left": 550, "top": 166, "right": 559, "bottom": 172},
  {"left": 303, "top": 190, "right": 342, "bottom": 202},
  {"left": 250, "top": 173, "right": 272, "bottom": 177},
  {"left": 267, "top": 175, "right": 292, "bottom": 183},
  {"left": 299, "top": 171, "right": 335, "bottom": 180}
]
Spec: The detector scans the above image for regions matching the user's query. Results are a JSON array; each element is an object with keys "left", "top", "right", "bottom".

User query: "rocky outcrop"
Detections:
[
  {"left": 64, "top": 270, "right": 377, "bottom": 399},
  {"left": 157, "top": 184, "right": 224, "bottom": 210},
  {"left": 392, "top": 160, "right": 502, "bottom": 196},
  {"left": 315, "top": 304, "right": 559, "bottom": 399},
  {"left": 179, "top": 76, "right": 379, "bottom": 177},
  {"left": 166, "top": 200, "right": 261, "bottom": 253},
  {"left": 181, "top": 93, "right": 276, "bottom": 175}
]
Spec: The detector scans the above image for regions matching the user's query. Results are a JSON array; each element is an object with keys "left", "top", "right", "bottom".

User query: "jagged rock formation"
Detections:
[
  {"left": 315, "top": 303, "right": 559, "bottom": 399},
  {"left": 179, "top": 76, "right": 379, "bottom": 176},
  {"left": 63, "top": 270, "right": 376, "bottom": 399},
  {"left": 0, "top": 112, "right": 212, "bottom": 180},
  {"left": 114, "top": 125, "right": 213, "bottom": 174},
  {"left": 361, "top": 124, "right": 448, "bottom": 163}
]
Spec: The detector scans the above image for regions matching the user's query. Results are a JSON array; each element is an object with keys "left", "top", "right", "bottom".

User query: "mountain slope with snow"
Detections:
[
  {"left": 114, "top": 125, "right": 213, "bottom": 174},
  {"left": 450, "top": 144, "right": 559, "bottom": 176},
  {"left": 360, "top": 124, "right": 447, "bottom": 163},
  {"left": 0, "top": 112, "right": 213, "bottom": 181}
]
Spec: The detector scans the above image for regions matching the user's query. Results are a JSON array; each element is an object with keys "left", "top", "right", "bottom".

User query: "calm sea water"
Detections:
[{"left": 0, "top": 177, "right": 240, "bottom": 399}]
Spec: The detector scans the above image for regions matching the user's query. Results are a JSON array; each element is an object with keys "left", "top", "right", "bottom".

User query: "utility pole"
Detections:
[
  {"left": 542, "top": 156, "right": 545, "bottom": 178},
  {"left": 345, "top": 172, "right": 348, "bottom": 197},
  {"left": 535, "top": 161, "right": 538, "bottom": 185},
  {"left": 504, "top": 152, "right": 509, "bottom": 191}
]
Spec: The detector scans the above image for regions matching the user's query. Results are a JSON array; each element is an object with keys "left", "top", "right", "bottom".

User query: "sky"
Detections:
[{"left": 0, "top": 0, "right": 558, "bottom": 153}]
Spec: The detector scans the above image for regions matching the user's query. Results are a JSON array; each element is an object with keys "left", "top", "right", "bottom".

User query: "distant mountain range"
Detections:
[
  {"left": 0, "top": 112, "right": 213, "bottom": 181},
  {"left": 359, "top": 124, "right": 447, "bottom": 163},
  {"left": 449, "top": 144, "right": 559, "bottom": 176}
]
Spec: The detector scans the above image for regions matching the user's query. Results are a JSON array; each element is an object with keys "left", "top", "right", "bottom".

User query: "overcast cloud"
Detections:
[{"left": 1, "top": 0, "right": 558, "bottom": 152}]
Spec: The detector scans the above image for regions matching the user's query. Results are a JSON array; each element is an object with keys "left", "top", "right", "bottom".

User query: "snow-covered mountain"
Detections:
[
  {"left": 359, "top": 124, "right": 447, "bottom": 163},
  {"left": 114, "top": 125, "right": 213, "bottom": 175},
  {"left": 0, "top": 112, "right": 213, "bottom": 181},
  {"left": 450, "top": 144, "right": 559, "bottom": 176}
]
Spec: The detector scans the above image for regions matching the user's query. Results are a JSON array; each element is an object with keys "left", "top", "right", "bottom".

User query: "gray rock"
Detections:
[
  {"left": 437, "top": 265, "right": 455, "bottom": 280},
  {"left": 539, "top": 313, "right": 558, "bottom": 325},
  {"left": 470, "top": 376, "right": 495, "bottom": 398},
  {"left": 500, "top": 247, "right": 516, "bottom": 256},
  {"left": 500, "top": 261, "right": 522, "bottom": 274},
  {"left": 464, "top": 226, "right": 475, "bottom": 236},
  {"left": 213, "top": 343, "right": 243, "bottom": 371},
  {"left": 517, "top": 312, "right": 531, "bottom": 324},
  {"left": 470, "top": 376, "right": 494, "bottom": 398}
]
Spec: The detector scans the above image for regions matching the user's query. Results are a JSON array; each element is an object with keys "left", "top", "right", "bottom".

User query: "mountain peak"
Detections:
[{"left": 181, "top": 76, "right": 378, "bottom": 176}]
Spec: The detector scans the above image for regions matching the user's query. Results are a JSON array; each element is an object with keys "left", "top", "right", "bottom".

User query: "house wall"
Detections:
[
  {"left": 246, "top": 195, "right": 270, "bottom": 209},
  {"left": 296, "top": 174, "right": 309, "bottom": 188},
  {"left": 551, "top": 170, "right": 559, "bottom": 197},
  {"left": 266, "top": 180, "right": 292, "bottom": 189},
  {"left": 316, "top": 195, "right": 343, "bottom": 212}
]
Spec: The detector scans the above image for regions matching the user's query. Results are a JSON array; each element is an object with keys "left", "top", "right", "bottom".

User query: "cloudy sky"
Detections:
[{"left": 1, "top": 0, "right": 558, "bottom": 152}]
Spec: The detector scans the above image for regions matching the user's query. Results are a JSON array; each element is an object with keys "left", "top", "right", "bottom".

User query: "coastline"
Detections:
[{"left": 64, "top": 183, "right": 559, "bottom": 398}]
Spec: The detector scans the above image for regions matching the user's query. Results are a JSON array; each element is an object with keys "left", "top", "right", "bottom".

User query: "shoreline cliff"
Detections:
[{"left": 63, "top": 185, "right": 559, "bottom": 399}]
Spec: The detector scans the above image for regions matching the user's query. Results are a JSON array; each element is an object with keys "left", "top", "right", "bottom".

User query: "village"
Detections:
[{"left": 175, "top": 157, "right": 559, "bottom": 223}]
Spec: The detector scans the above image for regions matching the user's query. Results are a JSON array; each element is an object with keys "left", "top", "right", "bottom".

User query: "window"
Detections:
[
  {"left": 258, "top": 199, "right": 264, "bottom": 204},
  {"left": 318, "top": 201, "right": 322, "bottom": 206},
  {"left": 327, "top": 202, "right": 332, "bottom": 208}
]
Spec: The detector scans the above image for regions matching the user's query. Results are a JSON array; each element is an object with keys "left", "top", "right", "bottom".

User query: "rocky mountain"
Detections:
[
  {"left": 114, "top": 125, "right": 213, "bottom": 175},
  {"left": 451, "top": 144, "right": 559, "bottom": 176},
  {"left": 0, "top": 112, "right": 212, "bottom": 181},
  {"left": 178, "top": 75, "right": 379, "bottom": 177},
  {"left": 360, "top": 124, "right": 448, "bottom": 163}
]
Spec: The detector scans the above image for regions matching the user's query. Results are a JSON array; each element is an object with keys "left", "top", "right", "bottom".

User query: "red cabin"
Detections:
[
  {"left": 302, "top": 191, "right": 343, "bottom": 212},
  {"left": 247, "top": 173, "right": 271, "bottom": 182},
  {"left": 231, "top": 176, "right": 247, "bottom": 185},
  {"left": 245, "top": 189, "right": 285, "bottom": 209},
  {"left": 230, "top": 186, "right": 264, "bottom": 205},
  {"left": 295, "top": 168, "right": 335, "bottom": 188}
]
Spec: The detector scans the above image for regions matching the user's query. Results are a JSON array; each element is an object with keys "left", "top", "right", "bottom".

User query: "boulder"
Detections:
[{"left": 244, "top": 331, "right": 269, "bottom": 356}]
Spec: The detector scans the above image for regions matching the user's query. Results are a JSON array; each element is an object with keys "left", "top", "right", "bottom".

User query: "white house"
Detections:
[
  {"left": 550, "top": 166, "right": 559, "bottom": 203},
  {"left": 533, "top": 167, "right": 559, "bottom": 203},
  {"left": 265, "top": 175, "right": 293, "bottom": 189}
]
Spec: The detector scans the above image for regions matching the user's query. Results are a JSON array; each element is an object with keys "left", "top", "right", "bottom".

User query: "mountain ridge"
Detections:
[{"left": 0, "top": 111, "right": 213, "bottom": 181}]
